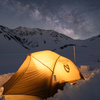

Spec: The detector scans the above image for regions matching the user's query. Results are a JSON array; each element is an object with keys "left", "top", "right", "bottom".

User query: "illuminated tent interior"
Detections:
[{"left": 2, "top": 50, "right": 84, "bottom": 99}]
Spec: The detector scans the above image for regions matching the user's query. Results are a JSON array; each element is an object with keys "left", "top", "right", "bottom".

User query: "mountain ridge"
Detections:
[
  {"left": 0, "top": 25, "right": 73, "bottom": 51},
  {"left": 0, "top": 25, "right": 100, "bottom": 74}
]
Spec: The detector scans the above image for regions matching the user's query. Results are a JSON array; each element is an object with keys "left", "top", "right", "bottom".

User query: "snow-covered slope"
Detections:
[
  {"left": 0, "top": 25, "right": 100, "bottom": 100},
  {"left": 0, "top": 25, "right": 100, "bottom": 74},
  {"left": 0, "top": 25, "right": 75, "bottom": 74},
  {"left": 0, "top": 25, "right": 72, "bottom": 51}
]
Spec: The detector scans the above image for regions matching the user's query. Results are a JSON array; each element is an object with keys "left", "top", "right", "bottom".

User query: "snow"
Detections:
[
  {"left": 0, "top": 25, "right": 100, "bottom": 100},
  {"left": 48, "top": 65, "right": 100, "bottom": 100},
  {"left": 0, "top": 65, "right": 100, "bottom": 100}
]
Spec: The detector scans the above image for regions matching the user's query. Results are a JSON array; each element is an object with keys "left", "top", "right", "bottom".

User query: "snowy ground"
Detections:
[
  {"left": 0, "top": 25, "right": 100, "bottom": 99},
  {"left": 0, "top": 63, "right": 100, "bottom": 100}
]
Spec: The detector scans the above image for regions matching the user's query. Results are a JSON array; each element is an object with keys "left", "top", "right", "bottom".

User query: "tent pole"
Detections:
[{"left": 73, "top": 45, "right": 76, "bottom": 65}]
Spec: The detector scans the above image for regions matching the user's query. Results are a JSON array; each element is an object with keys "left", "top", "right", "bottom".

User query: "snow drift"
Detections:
[{"left": 0, "top": 64, "right": 100, "bottom": 100}]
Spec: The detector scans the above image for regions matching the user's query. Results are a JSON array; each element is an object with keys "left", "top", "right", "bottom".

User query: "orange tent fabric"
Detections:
[{"left": 2, "top": 50, "right": 84, "bottom": 99}]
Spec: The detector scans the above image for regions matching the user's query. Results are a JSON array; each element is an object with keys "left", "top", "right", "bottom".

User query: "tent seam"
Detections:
[
  {"left": 48, "top": 55, "right": 61, "bottom": 97},
  {"left": 31, "top": 55, "right": 53, "bottom": 73}
]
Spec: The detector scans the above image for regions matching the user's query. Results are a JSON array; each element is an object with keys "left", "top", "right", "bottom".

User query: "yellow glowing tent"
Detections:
[{"left": 2, "top": 50, "right": 84, "bottom": 99}]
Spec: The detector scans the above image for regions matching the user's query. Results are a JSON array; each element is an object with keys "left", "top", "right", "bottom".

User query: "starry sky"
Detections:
[{"left": 0, "top": 0, "right": 100, "bottom": 39}]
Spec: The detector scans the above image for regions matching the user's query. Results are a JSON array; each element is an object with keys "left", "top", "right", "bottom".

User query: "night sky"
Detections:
[{"left": 0, "top": 0, "right": 100, "bottom": 39}]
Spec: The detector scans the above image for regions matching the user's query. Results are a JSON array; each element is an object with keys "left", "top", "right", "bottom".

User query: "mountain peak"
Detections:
[
  {"left": 16, "top": 26, "right": 22, "bottom": 29},
  {"left": 15, "top": 26, "right": 32, "bottom": 32}
]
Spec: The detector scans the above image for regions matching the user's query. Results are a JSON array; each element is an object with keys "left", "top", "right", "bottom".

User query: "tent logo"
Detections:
[{"left": 63, "top": 64, "right": 70, "bottom": 73}]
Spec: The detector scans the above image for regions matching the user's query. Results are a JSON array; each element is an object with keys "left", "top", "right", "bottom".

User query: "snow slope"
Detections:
[
  {"left": 0, "top": 25, "right": 75, "bottom": 74},
  {"left": 0, "top": 25, "right": 100, "bottom": 100}
]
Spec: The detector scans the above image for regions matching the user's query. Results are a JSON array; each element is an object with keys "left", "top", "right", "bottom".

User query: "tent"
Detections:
[{"left": 2, "top": 50, "right": 84, "bottom": 99}]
